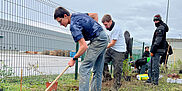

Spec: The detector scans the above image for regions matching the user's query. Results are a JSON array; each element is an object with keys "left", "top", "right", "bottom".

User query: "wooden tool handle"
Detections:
[{"left": 45, "top": 65, "right": 70, "bottom": 91}]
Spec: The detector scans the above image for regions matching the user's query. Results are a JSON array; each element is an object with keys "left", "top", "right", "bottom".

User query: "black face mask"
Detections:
[
  {"left": 106, "top": 20, "right": 115, "bottom": 31},
  {"left": 155, "top": 22, "right": 161, "bottom": 27},
  {"left": 155, "top": 21, "right": 162, "bottom": 27}
]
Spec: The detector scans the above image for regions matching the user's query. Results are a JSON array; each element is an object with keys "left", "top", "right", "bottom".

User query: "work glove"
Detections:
[{"left": 150, "top": 53, "right": 154, "bottom": 57}]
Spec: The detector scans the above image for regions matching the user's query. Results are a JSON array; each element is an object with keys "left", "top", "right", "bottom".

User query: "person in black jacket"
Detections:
[
  {"left": 134, "top": 46, "right": 150, "bottom": 74},
  {"left": 146, "top": 14, "right": 169, "bottom": 85},
  {"left": 140, "top": 46, "right": 150, "bottom": 74},
  {"left": 124, "top": 31, "right": 133, "bottom": 59},
  {"left": 142, "top": 46, "right": 150, "bottom": 58}
]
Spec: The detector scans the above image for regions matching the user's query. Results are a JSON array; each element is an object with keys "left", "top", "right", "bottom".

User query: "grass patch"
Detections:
[
  {"left": 0, "top": 69, "right": 182, "bottom": 91},
  {"left": 0, "top": 74, "right": 79, "bottom": 91},
  {"left": 0, "top": 73, "right": 182, "bottom": 91}
]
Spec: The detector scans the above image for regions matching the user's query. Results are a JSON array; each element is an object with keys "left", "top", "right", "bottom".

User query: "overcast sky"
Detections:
[{"left": 54, "top": 0, "right": 182, "bottom": 44}]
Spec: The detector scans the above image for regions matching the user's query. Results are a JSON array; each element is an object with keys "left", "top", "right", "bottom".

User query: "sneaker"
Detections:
[
  {"left": 102, "top": 78, "right": 107, "bottom": 82},
  {"left": 102, "top": 77, "right": 112, "bottom": 82},
  {"left": 153, "top": 83, "right": 158, "bottom": 85},
  {"left": 145, "top": 79, "right": 151, "bottom": 83},
  {"left": 108, "top": 77, "right": 112, "bottom": 81}
]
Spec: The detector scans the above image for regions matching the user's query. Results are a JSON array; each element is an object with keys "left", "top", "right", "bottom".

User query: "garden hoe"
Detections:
[{"left": 45, "top": 65, "right": 70, "bottom": 91}]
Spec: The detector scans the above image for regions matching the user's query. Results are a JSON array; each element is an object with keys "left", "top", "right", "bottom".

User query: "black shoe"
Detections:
[
  {"left": 102, "top": 77, "right": 112, "bottom": 82},
  {"left": 145, "top": 79, "right": 151, "bottom": 83},
  {"left": 108, "top": 77, "right": 112, "bottom": 81},
  {"left": 153, "top": 83, "right": 158, "bottom": 85},
  {"left": 102, "top": 78, "right": 107, "bottom": 82}
]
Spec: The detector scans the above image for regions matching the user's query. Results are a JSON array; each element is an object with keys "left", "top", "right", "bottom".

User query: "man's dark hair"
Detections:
[
  {"left": 54, "top": 7, "right": 70, "bottom": 19},
  {"left": 102, "top": 14, "right": 112, "bottom": 23}
]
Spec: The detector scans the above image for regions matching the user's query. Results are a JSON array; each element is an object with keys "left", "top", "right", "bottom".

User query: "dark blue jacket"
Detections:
[{"left": 70, "top": 13, "right": 103, "bottom": 42}]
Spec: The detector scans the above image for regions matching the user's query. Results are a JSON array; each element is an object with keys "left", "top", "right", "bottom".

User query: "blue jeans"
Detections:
[
  {"left": 148, "top": 53, "right": 160, "bottom": 84},
  {"left": 79, "top": 30, "right": 108, "bottom": 91}
]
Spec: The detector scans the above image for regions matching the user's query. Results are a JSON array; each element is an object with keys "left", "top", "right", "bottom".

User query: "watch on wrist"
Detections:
[{"left": 73, "top": 58, "right": 78, "bottom": 61}]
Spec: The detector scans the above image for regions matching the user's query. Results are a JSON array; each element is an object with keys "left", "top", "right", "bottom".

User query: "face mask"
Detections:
[{"left": 155, "top": 22, "right": 160, "bottom": 27}]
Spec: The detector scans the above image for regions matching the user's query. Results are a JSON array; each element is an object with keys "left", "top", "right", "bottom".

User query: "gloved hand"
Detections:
[
  {"left": 150, "top": 53, "right": 154, "bottom": 57},
  {"left": 130, "top": 56, "right": 132, "bottom": 58}
]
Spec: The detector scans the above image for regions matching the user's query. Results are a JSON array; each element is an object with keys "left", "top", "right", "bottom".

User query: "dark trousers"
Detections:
[
  {"left": 148, "top": 53, "right": 160, "bottom": 84},
  {"left": 103, "top": 48, "right": 125, "bottom": 88}
]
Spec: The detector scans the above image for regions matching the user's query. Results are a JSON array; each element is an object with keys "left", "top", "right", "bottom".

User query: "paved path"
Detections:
[{"left": 0, "top": 53, "right": 81, "bottom": 76}]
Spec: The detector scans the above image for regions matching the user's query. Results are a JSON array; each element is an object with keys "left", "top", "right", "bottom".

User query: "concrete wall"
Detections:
[
  {"left": 168, "top": 48, "right": 182, "bottom": 64},
  {"left": 167, "top": 38, "right": 182, "bottom": 64},
  {"left": 0, "top": 19, "right": 76, "bottom": 51}
]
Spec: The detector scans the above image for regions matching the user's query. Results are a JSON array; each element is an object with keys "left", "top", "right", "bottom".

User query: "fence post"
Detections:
[
  {"left": 142, "top": 42, "right": 145, "bottom": 57},
  {"left": 75, "top": 42, "right": 79, "bottom": 80},
  {"left": 110, "top": 62, "right": 112, "bottom": 74},
  {"left": 130, "top": 37, "right": 133, "bottom": 61},
  {"left": 81, "top": 53, "right": 85, "bottom": 61}
]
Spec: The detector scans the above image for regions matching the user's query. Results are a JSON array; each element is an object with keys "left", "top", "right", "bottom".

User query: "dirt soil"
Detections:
[
  {"left": 102, "top": 79, "right": 114, "bottom": 90},
  {"left": 101, "top": 77, "right": 140, "bottom": 91}
]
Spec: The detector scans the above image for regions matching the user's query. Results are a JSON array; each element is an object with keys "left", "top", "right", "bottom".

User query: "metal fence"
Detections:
[
  {"left": 132, "top": 39, "right": 150, "bottom": 61},
  {"left": 1, "top": 0, "right": 178, "bottom": 77},
  {"left": 0, "top": 0, "right": 76, "bottom": 77},
  {"left": 0, "top": 0, "right": 150, "bottom": 78},
  {"left": 0, "top": 0, "right": 181, "bottom": 91}
]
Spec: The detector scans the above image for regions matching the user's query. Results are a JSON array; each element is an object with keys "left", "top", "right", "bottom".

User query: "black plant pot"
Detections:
[
  {"left": 179, "top": 70, "right": 182, "bottom": 74},
  {"left": 125, "top": 76, "right": 131, "bottom": 81}
]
